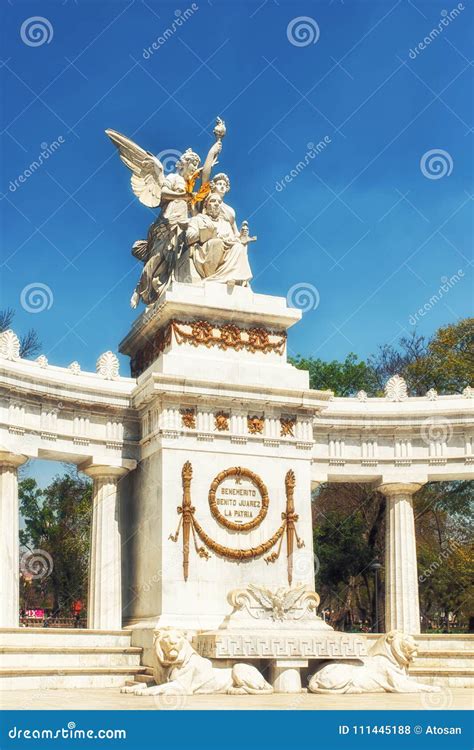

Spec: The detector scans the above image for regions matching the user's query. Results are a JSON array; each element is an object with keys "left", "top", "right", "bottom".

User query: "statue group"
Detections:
[{"left": 106, "top": 118, "right": 256, "bottom": 309}]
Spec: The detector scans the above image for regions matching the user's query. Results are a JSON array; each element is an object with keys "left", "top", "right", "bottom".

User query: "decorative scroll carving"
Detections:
[
  {"left": 96, "top": 351, "right": 119, "bottom": 379},
  {"left": 170, "top": 464, "right": 305, "bottom": 584},
  {"left": 280, "top": 417, "right": 296, "bottom": 437},
  {"left": 247, "top": 415, "right": 264, "bottom": 434},
  {"left": 68, "top": 361, "right": 81, "bottom": 375},
  {"left": 130, "top": 318, "right": 287, "bottom": 376},
  {"left": 181, "top": 409, "right": 196, "bottom": 429},
  {"left": 0, "top": 330, "right": 20, "bottom": 361},
  {"left": 228, "top": 583, "right": 319, "bottom": 622},
  {"left": 385, "top": 374, "right": 408, "bottom": 401},
  {"left": 214, "top": 411, "right": 229, "bottom": 431},
  {"left": 173, "top": 320, "right": 286, "bottom": 355},
  {"left": 208, "top": 466, "right": 269, "bottom": 532}
]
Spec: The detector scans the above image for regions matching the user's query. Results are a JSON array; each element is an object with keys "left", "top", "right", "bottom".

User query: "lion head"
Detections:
[
  {"left": 369, "top": 630, "right": 418, "bottom": 668},
  {"left": 153, "top": 628, "right": 192, "bottom": 668}
]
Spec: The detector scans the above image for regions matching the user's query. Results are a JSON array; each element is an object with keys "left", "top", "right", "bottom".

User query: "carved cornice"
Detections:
[{"left": 130, "top": 318, "right": 287, "bottom": 376}]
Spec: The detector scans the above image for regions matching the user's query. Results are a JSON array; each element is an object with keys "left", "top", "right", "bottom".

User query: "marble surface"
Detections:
[{"left": 1, "top": 687, "right": 471, "bottom": 711}]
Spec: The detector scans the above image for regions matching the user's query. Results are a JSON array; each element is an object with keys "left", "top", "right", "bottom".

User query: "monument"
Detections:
[
  {"left": 0, "top": 117, "right": 471, "bottom": 695},
  {"left": 102, "top": 120, "right": 439, "bottom": 695}
]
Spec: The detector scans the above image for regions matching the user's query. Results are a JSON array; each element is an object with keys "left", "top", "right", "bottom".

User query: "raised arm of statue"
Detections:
[{"left": 201, "top": 140, "right": 222, "bottom": 186}]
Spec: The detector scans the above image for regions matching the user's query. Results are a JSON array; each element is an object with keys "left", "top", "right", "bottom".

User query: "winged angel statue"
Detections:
[{"left": 106, "top": 119, "right": 256, "bottom": 309}]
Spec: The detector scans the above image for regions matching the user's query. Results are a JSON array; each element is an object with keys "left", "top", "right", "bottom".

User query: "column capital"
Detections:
[
  {"left": 379, "top": 482, "right": 423, "bottom": 497},
  {"left": 79, "top": 459, "right": 136, "bottom": 480},
  {"left": 0, "top": 450, "right": 28, "bottom": 469}
]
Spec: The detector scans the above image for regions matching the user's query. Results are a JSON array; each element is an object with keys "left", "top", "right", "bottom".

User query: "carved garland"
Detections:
[
  {"left": 130, "top": 319, "right": 287, "bottom": 376},
  {"left": 170, "top": 463, "right": 305, "bottom": 584},
  {"left": 208, "top": 466, "right": 269, "bottom": 532}
]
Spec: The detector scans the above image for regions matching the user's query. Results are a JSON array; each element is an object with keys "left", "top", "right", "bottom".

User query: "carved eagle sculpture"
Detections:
[
  {"left": 247, "top": 583, "right": 307, "bottom": 621},
  {"left": 105, "top": 129, "right": 165, "bottom": 208}
]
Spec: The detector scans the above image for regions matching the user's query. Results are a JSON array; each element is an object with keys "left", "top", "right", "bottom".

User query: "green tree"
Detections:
[
  {"left": 19, "top": 470, "right": 92, "bottom": 615},
  {"left": 291, "top": 353, "right": 378, "bottom": 396}
]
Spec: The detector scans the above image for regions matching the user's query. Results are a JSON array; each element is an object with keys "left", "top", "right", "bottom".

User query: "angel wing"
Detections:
[
  {"left": 105, "top": 129, "right": 165, "bottom": 208},
  {"left": 281, "top": 583, "right": 307, "bottom": 611},
  {"left": 247, "top": 584, "right": 276, "bottom": 610}
]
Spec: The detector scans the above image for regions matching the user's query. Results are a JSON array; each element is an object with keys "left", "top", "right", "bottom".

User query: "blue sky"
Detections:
[{"left": 1, "top": 0, "right": 473, "bottom": 377}]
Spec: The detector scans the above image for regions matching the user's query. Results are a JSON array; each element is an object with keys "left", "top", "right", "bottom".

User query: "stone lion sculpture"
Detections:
[
  {"left": 121, "top": 628, "right": 273, "bottom": 696},
  {"left": 308, "top": 630, "right": 441, "bottom": 694}
]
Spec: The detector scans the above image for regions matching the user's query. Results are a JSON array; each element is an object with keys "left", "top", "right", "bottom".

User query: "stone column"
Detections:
[
  {"left": 380, "top": 482, "right": 422, "bottom": 635},
  {"left": 0, "top": 451, "right": 27, "bottom": 627},
  {"left": 83, "top": 465, "right": 128, "bottom": 630}
]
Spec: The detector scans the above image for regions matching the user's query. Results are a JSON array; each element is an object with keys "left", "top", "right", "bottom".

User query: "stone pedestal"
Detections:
[
  {"left": 83, "top": 464, "right": 129, "bottom": 630},
  {"left": 118, "top": 282, "right": 332, "bottom": 630},
  {"left": 0, "top": 451, "right": 27, "bottom": 627},
  {"left": 381, "top": 482, "right": 422, "bottom": 635},
  {"left": 270, "top": 661, "right": 306, "bottom": 693}
]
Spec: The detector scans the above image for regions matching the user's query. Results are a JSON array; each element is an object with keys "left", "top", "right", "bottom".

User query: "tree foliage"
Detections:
[
  {"left": 0, "top": 307, "right": 41, "bottom": 359},
  {"left": 19, "top": 470, "right": 92, "bottom": 614},
  {"left": 293, "top": 318, "right": 473, "bottom": 396}
]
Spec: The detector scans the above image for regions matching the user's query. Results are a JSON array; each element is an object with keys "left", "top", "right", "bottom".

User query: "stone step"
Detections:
[
  {"left": 365, "top": 634, "right": 474, "bottom": 651},
  {"left": 0, "top": 646, "right": 142, "bottom": 668},
  {"left": 0, "top": 666, "right": 148, "bottom": 691},
  {"left": 0, "top": 628, "right": 132, "bottom": 648},
  {"left": 409, "top": 666, "right": 474, "bottom": 688},
  {"left": 413, "top": 651, "right": 474, "bottom": 670}
]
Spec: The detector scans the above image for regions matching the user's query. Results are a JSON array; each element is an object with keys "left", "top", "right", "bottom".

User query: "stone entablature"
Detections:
[
  {"left": 313, "top": 392, "right": 474, "bottom": 483},
  {"left": 0, "top": 337, "right": 472, "bottom": 481}
]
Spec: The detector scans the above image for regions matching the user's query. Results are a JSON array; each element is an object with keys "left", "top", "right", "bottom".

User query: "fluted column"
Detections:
[
  {"left": 83, "top": 465, "right": 128, "bottom": 630},
  {"left": 381, "top": 482, "right": 422, "bottom": 634},
  {"left": 0, "top": 451, "right": 27, "bottom": 627}
]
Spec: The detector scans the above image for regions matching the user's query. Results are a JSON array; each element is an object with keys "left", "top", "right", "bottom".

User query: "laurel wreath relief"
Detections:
[{"left": 169, "top": 462, "right": 305, "bottom": 584}]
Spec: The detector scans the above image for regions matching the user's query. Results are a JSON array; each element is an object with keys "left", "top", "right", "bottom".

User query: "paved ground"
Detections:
[{"left": 1, "top": 688, "right": 471, "bottom": 711}]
